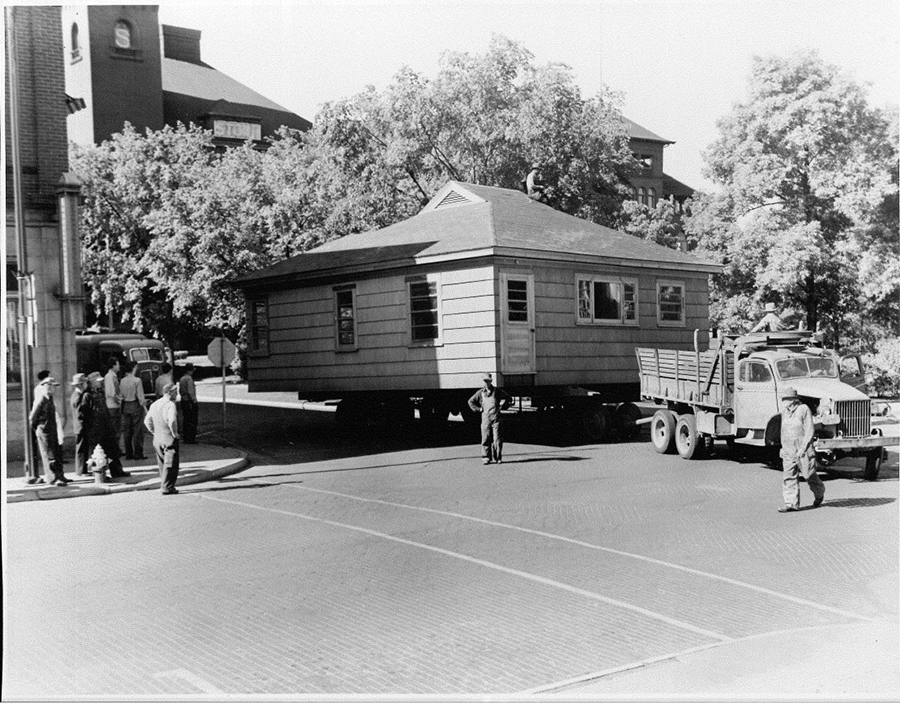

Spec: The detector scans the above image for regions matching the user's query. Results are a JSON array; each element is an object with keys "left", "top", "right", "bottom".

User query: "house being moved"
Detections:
[{"left": 231, "top": 181, "right": 720, "bottom": 439}]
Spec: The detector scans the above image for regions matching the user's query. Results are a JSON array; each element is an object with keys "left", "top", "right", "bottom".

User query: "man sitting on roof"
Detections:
[
  {"left": 525, "top": 163, "right": 547, "bottom": 202},
  {"left": 751, "top": 302, "right": 785, "bottom": 333}
]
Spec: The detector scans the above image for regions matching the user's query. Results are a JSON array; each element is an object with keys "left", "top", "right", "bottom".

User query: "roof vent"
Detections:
[{"left": 434, "top": 189, "right": 471, "bottom": 209}]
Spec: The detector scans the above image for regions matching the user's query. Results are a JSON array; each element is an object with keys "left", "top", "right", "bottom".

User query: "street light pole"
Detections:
[{"left": 6, "top": 7, "right": 37, "bottom": 481}]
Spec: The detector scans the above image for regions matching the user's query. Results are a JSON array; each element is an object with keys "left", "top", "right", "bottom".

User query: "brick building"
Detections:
[
  {"left": 623, "top": 116, "right": 694, "bottom": 210},
  {"left": 62, "top": 5, "right": 311, "bottom": 148},
  {"left": 5, "top": 5, "right": 83, "bottom": 469}
]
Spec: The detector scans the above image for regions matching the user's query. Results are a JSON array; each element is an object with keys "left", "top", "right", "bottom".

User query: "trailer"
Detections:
[
  {"left": 231, "top": 180, "right": 720, "bottom": 442},
  {"left": 636, "top": 330, "right": 896, "bottom": 479}
]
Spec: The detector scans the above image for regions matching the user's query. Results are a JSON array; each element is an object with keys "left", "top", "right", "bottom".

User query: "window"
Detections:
[
  {"left": 648, "top": 188, "right": 656, "bottom": 207},
  {"left": 114, "top": 21, "right": 132, "bottom": 49},
  {"left": 71, "top": 23, "right": 81, "bottom": 61},
  {"left": 628, "top": 186, "right": 637, "bottom": 200},
  {"left": 576, "top": 275, "right": 637, "bottom": 325},
  {"left": 248, "top": 298, "right": 269, "bottom": 356},
  {"left": 506, "top": 279, "right": 529, "bottom": 322},
  {"left": 334, "top": 286, "right": 357, "bottom": 350},
  {"left": 408, "top": 276, "right": 440, "bottom": 344},
  {"left": 740, "top": 361, "right": 773, "bottom": 383},
  {"left": 657, "top": 280, "right": 684, "bottom": 326},
  {"left": 638, "top": 187, "right": 646, "bottom": 206}
]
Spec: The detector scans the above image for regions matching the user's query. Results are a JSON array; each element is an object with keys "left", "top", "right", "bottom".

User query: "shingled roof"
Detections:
[{"left": 232, "top": 181, "right": 718, "bottom": 288}]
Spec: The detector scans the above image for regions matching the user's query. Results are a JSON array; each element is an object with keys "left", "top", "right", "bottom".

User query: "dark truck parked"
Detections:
[{"left": 75, "top": 332, "right": 166, "bottom": 401}]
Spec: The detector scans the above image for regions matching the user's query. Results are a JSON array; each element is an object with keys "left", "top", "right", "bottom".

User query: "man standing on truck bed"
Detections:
[
  {"left": 468, "top": 373, "right": 512, "bottom": 465},
  {"left": 778, "top": 386, "right": 825, "bottom": 513},
  {"left": 750, "top": 302, "right": 785, "bottom": 333}
]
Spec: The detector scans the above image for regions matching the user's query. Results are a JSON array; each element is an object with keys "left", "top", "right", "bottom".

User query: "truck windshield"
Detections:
[{"left": 776, "top": 357, "right": 838, "bottom": 380}]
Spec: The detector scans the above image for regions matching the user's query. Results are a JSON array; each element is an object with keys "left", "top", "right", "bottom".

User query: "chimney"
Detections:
[{"left": 162, "top": 24, "right": 202, "bottom": 64}]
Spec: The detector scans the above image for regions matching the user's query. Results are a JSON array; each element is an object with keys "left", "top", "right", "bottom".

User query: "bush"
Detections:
[{"left": 864, "top": 337, "right": 900, "bottom": 398}]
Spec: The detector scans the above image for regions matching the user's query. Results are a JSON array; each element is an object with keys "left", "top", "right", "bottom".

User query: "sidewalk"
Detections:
[{"left": 5, "top": 441, "right": 247, "bottom": 504}]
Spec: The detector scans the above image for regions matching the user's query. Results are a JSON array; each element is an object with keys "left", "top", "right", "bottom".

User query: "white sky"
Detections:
[{"left": 154, "top": 0, "right": 899, "bottom": 193}]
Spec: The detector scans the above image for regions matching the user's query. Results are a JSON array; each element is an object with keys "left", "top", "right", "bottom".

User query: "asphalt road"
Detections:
[{"left": 4, "top": 400, "right": 898, "bottom": 698}]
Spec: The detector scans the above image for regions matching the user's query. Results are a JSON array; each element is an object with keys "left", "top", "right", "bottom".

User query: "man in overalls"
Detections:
[
  {"left": 468, "top": 373, "right": 512, "bottom": 465},
  {"left": 778, "top": 386, "right": 825, "bottom": 512}
]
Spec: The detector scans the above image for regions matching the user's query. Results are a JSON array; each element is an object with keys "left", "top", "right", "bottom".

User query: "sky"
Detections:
[{"left": 151, "top": 0, "right": 898, "bottom": 193}]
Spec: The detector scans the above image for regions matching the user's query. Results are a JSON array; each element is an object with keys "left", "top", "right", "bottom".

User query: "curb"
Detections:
[{"left": 6, "top": 452, "right": 249, "bottom": 504}]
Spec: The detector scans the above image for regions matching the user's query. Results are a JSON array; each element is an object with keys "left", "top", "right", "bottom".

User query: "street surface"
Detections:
[{"left": 3, "top": 391, "right": 898, "bottom": 698}]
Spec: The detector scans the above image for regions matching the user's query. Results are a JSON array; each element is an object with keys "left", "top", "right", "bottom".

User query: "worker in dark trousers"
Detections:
[{"left": 468, "top": 372, "right": 512, "bottom": 465}]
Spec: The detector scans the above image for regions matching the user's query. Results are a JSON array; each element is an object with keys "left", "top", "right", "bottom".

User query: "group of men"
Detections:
[{"left": 27, "top": 359, "right": 199, "bottom": 496}]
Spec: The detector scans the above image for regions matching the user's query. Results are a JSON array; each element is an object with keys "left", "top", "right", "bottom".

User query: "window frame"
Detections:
[
  {"left": 406, "top": 274, "right": 442, "bottom": 347},
  {"left": 333, "top": 284, "right": 358, "bottom": 352},
  {"left": 656, "top": 279, "right": 686, "bottom": 327},
  {"left": 575, "top": 274, "right": 639, "bottom": 326},
  {"left": 247, "top": 297, "right": 270, "bottom": 357}
]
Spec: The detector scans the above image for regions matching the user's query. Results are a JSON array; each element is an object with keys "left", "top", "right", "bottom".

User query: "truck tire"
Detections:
[
  {"left": 650, "top": 409, "right": 677, "bottom": 454},
  {"left": 674, "top": 414, "right": 704, "bottom": 460},
  {"left": 615, "top": 402, "right": 643, "bottom": 441},
  {"left": 864, "top": 448, "right": 883, "bottom": 481}
]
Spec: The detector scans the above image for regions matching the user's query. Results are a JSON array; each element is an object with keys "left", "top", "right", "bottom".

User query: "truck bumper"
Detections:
[{"left": 815, "top": 435, "right": 898, "bottom": 451}]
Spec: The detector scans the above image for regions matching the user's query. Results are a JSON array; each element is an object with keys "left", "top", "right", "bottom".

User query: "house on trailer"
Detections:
[{"left": 231, "top": 181, "right": 720, "bottom": 432}]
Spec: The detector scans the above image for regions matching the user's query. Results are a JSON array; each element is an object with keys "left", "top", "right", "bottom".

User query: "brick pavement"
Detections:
[{"left": 3, "top": 401, "right": 898, "bottom": 698}]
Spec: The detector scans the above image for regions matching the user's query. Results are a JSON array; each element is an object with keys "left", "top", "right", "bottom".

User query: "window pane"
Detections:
[
  {"left": 507, "top": 279, "right": 528, "bottom": 322},
  {"left": 336, "top": 289, "right": 355, "bottom": 346},
  {"left": 409, "top": 280, "right": 438, "bottom": 341},
  {"left": 578, "top": 280, "right": 592, "bottom": 320},
  {"left": 114, "top": 21, "right": 131, "bottom": 48},
  {"left": 593, "top": 282, "right": 621, "bottom": 321},
  {"left": 623, "top": 282, "right": 636, "bottom": 321},
  {"left": 659, "top": 285, "right": 683, "bottom": 322},
  {"left": 7, "top": 297, "right": 21, "bottom": 384}
]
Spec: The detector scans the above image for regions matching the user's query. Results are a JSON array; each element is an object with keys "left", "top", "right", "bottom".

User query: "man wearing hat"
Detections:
[
  {"left": 778, "top": 386, "right": 825, "bottom": 512},
  {"left": 86, "top": 372, "right": 130, "bottom": 479},
  {"left": 468, "top": 372, "right": 513, "bottom": 465},
  {"left": 69, "top": 373, "right": 91, "bottom": 476},
  {"left": 29, "top": 373, "right": 69, "bottom": 486},
  {"left": 525, "top": 162, "right": 546, "bottom": 202},
  {"left": 751, "top": 302, "right": 785, "bottom": 333},
  {"left": 144, "top": 382, "right": 180, "bottom": 494}
]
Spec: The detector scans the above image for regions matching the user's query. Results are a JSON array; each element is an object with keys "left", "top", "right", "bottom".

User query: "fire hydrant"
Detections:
[{"left": 87, "top": 445, "right": 109, "bottom": 484}]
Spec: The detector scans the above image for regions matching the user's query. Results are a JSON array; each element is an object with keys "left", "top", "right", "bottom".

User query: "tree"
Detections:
[{"left": 695, "top": 50, "right": 897, "bottom": 343}]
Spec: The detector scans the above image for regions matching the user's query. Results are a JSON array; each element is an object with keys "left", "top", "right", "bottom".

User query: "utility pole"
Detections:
[{"left": 6, "top": 7, "right": 37, "bottom": 481}]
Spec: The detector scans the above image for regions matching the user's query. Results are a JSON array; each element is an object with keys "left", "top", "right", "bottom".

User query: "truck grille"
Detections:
[{"left": 834, "top": 400, "right": 870, "bottom": 437}]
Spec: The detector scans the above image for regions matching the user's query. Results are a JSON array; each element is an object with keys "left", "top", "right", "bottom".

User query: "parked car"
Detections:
[{"left": 75, "top": 332, "right": 166, "bottom": 401}]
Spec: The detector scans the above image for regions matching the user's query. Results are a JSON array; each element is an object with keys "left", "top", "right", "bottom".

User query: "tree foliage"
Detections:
[{"left": 688, "top": 50, "right": 898, "bottom": 349}]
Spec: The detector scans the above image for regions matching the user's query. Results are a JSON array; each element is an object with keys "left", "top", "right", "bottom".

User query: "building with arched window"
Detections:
[
  {"left": 61, "top": 5, "right": 311, "bottom": 148},
  {"left": 623, "top": 116, "right": 694, "bottom": 210}
]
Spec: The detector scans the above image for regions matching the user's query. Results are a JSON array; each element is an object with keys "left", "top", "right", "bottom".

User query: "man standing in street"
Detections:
[
  {"left": 104, "top": 356, "right": 123, "bottom": 452},
  {"left": 120, "top": 361, "right": 147, "bottom": 460},
  {"left": 144, "top": 382, "right": 180, "bottom": 495},
  {"left": 69, "top": 373, "right": 91, "bottom": 476},
  {"left": 178, "top": 362, "right": 198, "bottom": 444},
  {"left": 29, "top": 374, "right": 69, "bottom": 486},
  {"left": 87, "top": 371, "right": 131, "bottom": 479},
  {"left": 778, "top": 386, "right": 825, "bottom": 512},
  {"left": 468, "top": 372, "right": 513, "bottom": 465}
]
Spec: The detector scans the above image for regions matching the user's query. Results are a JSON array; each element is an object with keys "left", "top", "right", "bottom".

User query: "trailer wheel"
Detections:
[
  {"left": 615, "top": 402, "right": 643, "bottom": 441},
  {"left": 864, "top": 448, "right": 883, "bottom": 481},
  {"left": 674, "top": 414, "right": 704, "bottom": 460},
  {"left": 650, "top": 409, "right": 677, "bottom": 454},
  {"left": 580, "top": 404, "right": 613, "bottom": 443}
]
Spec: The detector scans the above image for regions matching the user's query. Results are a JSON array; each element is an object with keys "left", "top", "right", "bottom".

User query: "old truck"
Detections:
[
  {"left": 636, "top": 330, "right": 895, "bottom": 479},
  {"left": 231, "top": 180, "right": 720, "bottom": 441},
  {"left": 75, "top": 331, "right": 166, "bottom": 401}
]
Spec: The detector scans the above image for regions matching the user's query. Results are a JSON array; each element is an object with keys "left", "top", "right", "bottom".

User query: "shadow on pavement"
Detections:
[{"left": 822, "top": 497, "right": 896, "bottom": 509}]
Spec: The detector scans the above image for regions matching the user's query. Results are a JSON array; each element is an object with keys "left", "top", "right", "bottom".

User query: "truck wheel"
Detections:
[
  {"left": 674, "top": 415, "right": 704, "bottom": 460},
  {"left": 650, "top": 409, "right": 677, "bottom": 454},
  {"left": 580, "top": 404, "right": 612, "bottom": 443},
  {"left": 864, "top": 449, "right": 883, "bottom": 481},
  {"left": 615, "top": 403, "right": 643, "bottom": 441}
]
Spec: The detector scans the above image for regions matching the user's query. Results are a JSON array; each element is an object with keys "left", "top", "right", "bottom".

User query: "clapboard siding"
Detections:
[{"left": 249, "top": 265, "right": 498, "bottom": 392}]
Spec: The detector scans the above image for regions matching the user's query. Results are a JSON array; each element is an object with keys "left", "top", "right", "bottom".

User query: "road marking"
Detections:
[
  {"left": 199, "top": 492, "right": 730, "bottom": 642},
  {"left": 275, "top": 483, "right": 877, "bottom": 623},
  {"left": 154, "top": 668, "right": 224, "bottom": 694}
]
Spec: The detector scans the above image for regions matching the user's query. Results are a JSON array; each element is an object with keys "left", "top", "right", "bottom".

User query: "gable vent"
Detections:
[{"left": 434, "top": 190, "right": 471, "bottom": 209}]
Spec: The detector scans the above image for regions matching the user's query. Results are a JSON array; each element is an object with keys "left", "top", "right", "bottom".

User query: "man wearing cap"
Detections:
[
  {"left": 525, "top": 163, "right": 546, "bottom": 202},
  {"left": 751, "top": 302, "right": 785, "bottom": 333},
  {"left": 468, "top": 373, "right": 513, "bottom": 465},
  {"left": 69, "top": 373, "right": 91, "bottom": 476},
  {"left": 144, "top": 382, "right": 180, "bottom": 494},
  {"left": 29, "top": 374, "right": 69, "bottom": 486},
  {"left": 778, "top": 386, "right": 825, "bottom": 512}
]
